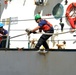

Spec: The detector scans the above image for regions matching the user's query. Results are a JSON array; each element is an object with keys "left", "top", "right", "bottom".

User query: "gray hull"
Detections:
[{"left": 0, "top": 51, "right": 76, "bottom": 75}]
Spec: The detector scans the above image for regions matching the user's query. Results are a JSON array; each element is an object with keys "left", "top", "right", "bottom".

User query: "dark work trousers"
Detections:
[{"left": 35, "top": 27, "right": 54, "bottom": 49}]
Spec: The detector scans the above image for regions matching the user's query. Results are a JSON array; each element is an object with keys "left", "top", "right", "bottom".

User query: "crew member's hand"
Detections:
[
  {"left": 25, "top": 29, "right": 37, "bottom": 35},
  {"left": 28, "top": 31, "right": 32, "bottom": 35},
  {"left": 0, "top": 34, "right": 3, "bottom": 37},
  {"left": 25, "top": 29, "right": 32, "bottom": 35},
  {"left": 28, "top": 31, "right": 37, "bottom": 35},
  {"left": 70, "top": 29, "right": 75, "bottom": 33},
  {"left": 32, "top": 31, "right": 37, "bottom": 34}
]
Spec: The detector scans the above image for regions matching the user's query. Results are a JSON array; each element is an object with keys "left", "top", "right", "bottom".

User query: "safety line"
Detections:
[
  {"left": 1, "top": 29, "right": 76, "bottom": 41},
  {"left": 10, "top": 28, "right": 71, "bottom": 31},
  {"left": 0, "top": 16, "right": 67, "bottom": 22},
  {"left": 36, "top": 29, "right": 76, "bottom": 35},
  {"left": 10, "top": 39, "right": 76, "bottom": 41}
]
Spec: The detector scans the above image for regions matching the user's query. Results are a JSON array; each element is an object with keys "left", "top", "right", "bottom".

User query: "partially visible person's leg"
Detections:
[
  {"left": 35, "top": 36, "right": 44, "bottom": 49},
  {"left": 43, "top": 41, "right": 49, "bottom": 49},
  {"left": 35, "top": 34, "right": 50, "bottom": 49}
]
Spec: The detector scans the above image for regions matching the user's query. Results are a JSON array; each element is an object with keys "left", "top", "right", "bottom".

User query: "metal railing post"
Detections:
[
  {"left": 6, "top": 17, "right": 11, "bottom": 48},
  {"left": 28, "top": 35, "right": 30, "bottom": 49}
]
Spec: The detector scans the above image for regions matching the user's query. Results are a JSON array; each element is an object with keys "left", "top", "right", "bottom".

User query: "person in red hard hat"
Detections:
[
  {"left": 29, "top": 14, "right": 54, "bottom": 52},
  {"left": 0, "top": 22, "right": 8, "bottom": 48}
]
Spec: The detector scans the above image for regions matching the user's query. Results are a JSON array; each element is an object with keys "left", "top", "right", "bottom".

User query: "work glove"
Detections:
[
  {"left": 25, "top": 29, "right": 32, "bottom": 35},
  {"left": 32, "top": 31, "right": 37, "bottom": 34},
  {"left": 25, "top": 29, "right": 37, "bottom": 35}
]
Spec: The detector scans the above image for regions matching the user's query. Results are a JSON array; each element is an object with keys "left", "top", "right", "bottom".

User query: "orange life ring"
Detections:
[{"left": 66, "top": 3, "right": 76, "bottom": 29}]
